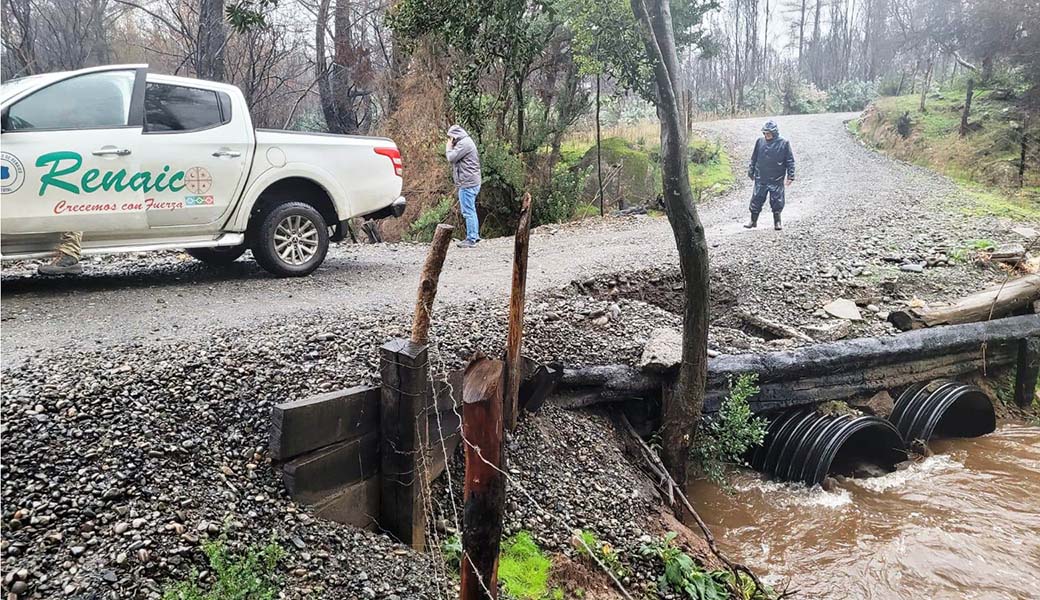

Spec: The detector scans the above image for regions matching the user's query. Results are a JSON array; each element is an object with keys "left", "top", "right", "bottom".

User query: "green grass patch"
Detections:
[
  {"left": 499, "top": 532, "right": 552, "bottom": 599},
  {"left": 686, "top": 138, "right": 735, "bottom": 194},
  {"left": 562, "top": 135, "right": 736, "bottom": 217},
  {"left": 162, "top": 538, "right": 284, "bottom": 600},
  {"left": 958, "top": 183, "right": 1040, "bottom": 221}
]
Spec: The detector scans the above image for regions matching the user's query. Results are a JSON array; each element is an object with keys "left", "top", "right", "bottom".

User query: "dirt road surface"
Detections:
[{"left": 0, "top": 112, "right": 1014, "bottom": 365}]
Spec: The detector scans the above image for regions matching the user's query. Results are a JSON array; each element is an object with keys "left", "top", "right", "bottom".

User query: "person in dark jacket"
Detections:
[
  {"left": 744, "top": 120, "right": 795, "bottom": 230},
  {"left": 445, "top": 125, "right": 482, "bottom": 248}
]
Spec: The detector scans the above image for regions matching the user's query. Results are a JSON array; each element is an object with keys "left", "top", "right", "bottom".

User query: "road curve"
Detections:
[{"left": 1, "top": 112, "right": 950, "bottom": 365}]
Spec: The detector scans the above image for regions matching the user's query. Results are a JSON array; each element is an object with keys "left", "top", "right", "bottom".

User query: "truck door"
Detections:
[
  {"left": 135, "top": 80, "right": 252, "bottom": 230},
  {"left": 1, "top": 68, "right": 148, "bottom": 234}
]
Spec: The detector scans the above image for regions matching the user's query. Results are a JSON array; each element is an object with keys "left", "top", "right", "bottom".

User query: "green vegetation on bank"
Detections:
[
  {"left": 162, "top": 539, "right": 284, "bottom": 600},
  {"left": 498, "top": 532, "right": 555, "bottom": 599},
  {"left": 560, "top": 134, "right": 736, "bottom": 203},
  {"left": 640, "top": 532, "right": 774, "bottom": 600},
  {"left": 691, "top": 374, "right": 768, "bottom": 487},
  {"left": 442, "top": 530, "right": 563, "bottom": 599},
  {"left": 853, "top": 83, "right": 1039, "bottom": 221}
]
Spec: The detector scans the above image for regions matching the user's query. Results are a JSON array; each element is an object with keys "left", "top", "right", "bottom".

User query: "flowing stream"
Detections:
[{"left": 686, "top": 423, "right": 1040, "bottom": 600}]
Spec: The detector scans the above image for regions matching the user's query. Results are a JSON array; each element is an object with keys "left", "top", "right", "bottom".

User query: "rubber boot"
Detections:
[
  {"left": 773, "top": 212, "right": 783, "bottom": 231},
  {"left": 38, "top": 254, "right": 83, "bottom": 276},
  {"left": 743, "top": 212, "right": 760, "bottom": 229}
]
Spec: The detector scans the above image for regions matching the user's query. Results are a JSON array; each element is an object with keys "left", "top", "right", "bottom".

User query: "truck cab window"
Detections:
[
  {"left": 6, "top": 70, "right": 135, "bottom": 131},
  {"left": 145, "top": 83, "right": 226, "bottom": 132}
]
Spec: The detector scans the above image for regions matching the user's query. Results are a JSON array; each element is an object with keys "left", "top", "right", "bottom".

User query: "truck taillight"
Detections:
[{"left": 374, "top": 147, "right": 403, "bottom": 177}]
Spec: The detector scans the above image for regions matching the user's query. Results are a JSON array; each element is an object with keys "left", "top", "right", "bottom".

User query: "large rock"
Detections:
[
  {"left": 640, "top": 328, "right": 682, "bottom": 373},
  {"left": 851, "top": 390, "right": 895, "bottom": 419},
  {"left": 802, "top": 320, "right": 852, "bottom": 342},
  {"left": 823, "top": 299, "right": 862, "bottom": 321}
]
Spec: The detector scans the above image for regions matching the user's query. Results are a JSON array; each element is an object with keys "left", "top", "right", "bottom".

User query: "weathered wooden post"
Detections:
[
  {"left": 461, "top": 355, "right": 506, "bottom": 600},
  {"left": 379, "top": 224, "right": 453, "bottom": 549},
  {"left": 1014, "top": 337, "right": 1040, "bottom": 408},
  {"left": 504, "top": 193, "right": 532, "bottom": 431}
]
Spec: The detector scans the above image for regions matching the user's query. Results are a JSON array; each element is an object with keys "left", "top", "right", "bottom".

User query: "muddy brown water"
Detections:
[{"left": 687, "top": 423, "right": 1040, "bottom": 600}]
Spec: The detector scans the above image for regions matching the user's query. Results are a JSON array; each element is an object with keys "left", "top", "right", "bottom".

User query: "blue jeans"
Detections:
[{"left": 458, "top": 185, "right": 481, "bottom": 242}]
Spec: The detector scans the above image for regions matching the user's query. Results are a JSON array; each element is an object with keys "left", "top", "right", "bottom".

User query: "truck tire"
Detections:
[
  {"left": 252, "top": 202, "right": 329, "bottom": 277},
  {"left": 185, "top": 245, "right": 247, "bottom": 266}
]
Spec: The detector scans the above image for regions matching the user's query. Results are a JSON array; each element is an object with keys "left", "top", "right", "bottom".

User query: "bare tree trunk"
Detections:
[
  {"left": 316, "top": 0, "right": 337, "bottom": 130},
  {"left": 5, "top": 0, "right": 37, "bottom": 77},
  {"left": 960, "top": 78, "right": 974, "bottom": 136},
  {"left": 981, "top": 55, "right": 994, "bottom": 84},
  {"left": 198, "top": 0, "right": 225, "bottom": 81},
  {"left": 515, "top": 75, "right": 525, "bottom": 152},
  {"left": 630, "top": 0, "right": 710, "bottom": 485},
  {"left": 1020, "top": 130, "right": 1029, "bottom": 188},
  {"left": 797, "top": 0, "right": 807, "bottom": 73},
  {"left": 919, "top": 55, "right": 933, "bottom": 112},
  {"left": 596, "top": 74, "right": 604, "bottom": 217},
  {"left": 762, "top": 0, "right": 770, "bottom": 74},
  {"left": 861, "top": 0, "right": 872, "bottom": 80},
  {"left": 331, "top": 0, "right": 359, "bottom": 133},
  {"left": 810, "top": 0, "right": 821, "bottom": 84},
  {"left": 548, "top": 56, "right": 581, "bottom": 172}
]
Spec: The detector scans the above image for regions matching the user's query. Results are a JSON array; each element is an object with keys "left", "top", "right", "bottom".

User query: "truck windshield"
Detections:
[{"left": 1, "top": 74, "right": 60, "bottom": 104}]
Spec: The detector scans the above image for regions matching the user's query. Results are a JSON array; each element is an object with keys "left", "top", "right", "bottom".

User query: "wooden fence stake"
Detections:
[
  {"left": 504, "top": 193, "right": 532, "bottom": 431},
  {"left": 1014, "top": 337, "right": 1040, "bottom": 408},
  {"left": 413, "top": 224, "right": 454, "bottom": 344},
  {"left": 461, "top": 355, "right": 506, "bottom": 600},
  {"left": 379, "top": 225, "right": 453, "bottom": 549}
]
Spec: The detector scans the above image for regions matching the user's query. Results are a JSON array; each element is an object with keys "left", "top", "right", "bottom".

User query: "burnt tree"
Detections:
[{"left": 630, "top": 0, "right": 710, "bottom": 485}]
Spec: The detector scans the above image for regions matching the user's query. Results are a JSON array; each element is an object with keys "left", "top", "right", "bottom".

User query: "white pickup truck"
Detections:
[{"left": 0, "top": 64, "right": 405, "bottom": 276}]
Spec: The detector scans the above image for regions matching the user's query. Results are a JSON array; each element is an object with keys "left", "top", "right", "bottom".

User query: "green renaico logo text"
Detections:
[{"left": 35, "top": 151, "right": 186, "bottom": 196}]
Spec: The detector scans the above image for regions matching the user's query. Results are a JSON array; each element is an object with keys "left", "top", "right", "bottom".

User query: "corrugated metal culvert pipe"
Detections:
[
  {"left": 890, "top": 379, "right": 996, "bottom": 442},
  {"left": 746, "top": 379, "right": 996, "bottom": 486},
  {"left": 748, "top": 410, "right": 906, "bottom": 486}
]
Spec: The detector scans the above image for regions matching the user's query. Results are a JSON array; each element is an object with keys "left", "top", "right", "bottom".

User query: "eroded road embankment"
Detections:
[{"left": 0, "top": 111, "right": 1014, "bottom": 365}]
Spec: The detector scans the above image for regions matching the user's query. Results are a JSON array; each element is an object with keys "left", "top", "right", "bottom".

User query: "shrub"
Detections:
[
  {"left": 826, "top": 80, "right": 878, "bottom": 112},
  {"left": 532, "top": 164, "right": 590, "bottom": 225},
  {"left": 475, "top": 137, "right": 526, "bottom": 237},
  {"left": 407, "top": 196, "right": 456, "bottom": 242},
  {"left": 782, "top": 73, "right": 827, "bottom": 115},
  {"left": 897, "top": 111, "right": 913, "bottom": 138},
  {"left": 691, "top": 374, "right": 767, "bottom": 486},
  {"left": 441, "top": 533, "right": 463, "bottom": 570},
  {"left": 162, "top": 539, "right": 284, "bottom": 600}
]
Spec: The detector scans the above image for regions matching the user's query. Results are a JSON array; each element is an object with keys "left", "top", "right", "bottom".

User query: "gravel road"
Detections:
[
  {"left": 6, "top": 110, "right": 1012, "bottom": 366},
  {"left": 2, "top": 113, "right": 1034, "bottom": 599}
]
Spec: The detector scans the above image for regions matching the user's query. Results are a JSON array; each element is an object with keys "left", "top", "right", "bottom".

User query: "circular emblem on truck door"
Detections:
[
  {"left": 185, "top": 167, "right": 213, "bottom": 194},
  {"left": 1, "top": 152, "right": 26, "bottom": 195}
]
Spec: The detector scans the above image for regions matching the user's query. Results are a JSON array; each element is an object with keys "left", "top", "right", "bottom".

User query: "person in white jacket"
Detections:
[{"left": 445, "top": 125, "right": 482, "bottom": 248}]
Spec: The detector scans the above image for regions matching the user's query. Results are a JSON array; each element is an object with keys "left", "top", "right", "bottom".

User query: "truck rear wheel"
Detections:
[
  {"left": 252, "top": 202, "right": 329, "bottom": 277},
  {"left": 185, "top": 245, "right": 247, "bottom": 266}
]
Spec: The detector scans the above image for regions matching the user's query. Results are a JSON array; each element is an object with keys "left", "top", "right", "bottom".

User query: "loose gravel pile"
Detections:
[{"left": 0, "top": 288, "right": 690, "bottom": 599}]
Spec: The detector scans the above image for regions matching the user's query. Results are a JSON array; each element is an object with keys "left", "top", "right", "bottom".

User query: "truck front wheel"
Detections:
[{"left": 252, "top": 202, "right": 330, "bottom": 277}]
